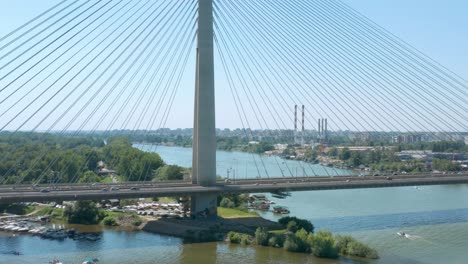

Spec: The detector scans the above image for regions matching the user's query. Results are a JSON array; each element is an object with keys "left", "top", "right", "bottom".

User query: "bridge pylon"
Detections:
[{"left": 191, "top": 0, "right": 217, "bottom": 217}]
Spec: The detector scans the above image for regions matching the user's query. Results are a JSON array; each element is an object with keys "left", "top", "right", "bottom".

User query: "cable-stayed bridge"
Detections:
[{"left": 0, "top": 0, "right": 466, "bottom": 216}]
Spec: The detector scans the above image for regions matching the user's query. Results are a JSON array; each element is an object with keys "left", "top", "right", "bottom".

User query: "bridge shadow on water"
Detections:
[{"left": 312, "top": 207, "right": 468, "bottom": 232}]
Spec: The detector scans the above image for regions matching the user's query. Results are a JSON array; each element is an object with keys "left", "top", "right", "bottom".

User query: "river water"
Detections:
[{"left": 1, "top": 145, "right": 467, "bottom": 263}]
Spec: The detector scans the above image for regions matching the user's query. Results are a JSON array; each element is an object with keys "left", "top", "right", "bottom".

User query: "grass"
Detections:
[
  {"left": 218, "top": 207, "right": 258, "bottom": 218},
  {"left": 34, "top": 206, "right": 65, "bottom": 220}
]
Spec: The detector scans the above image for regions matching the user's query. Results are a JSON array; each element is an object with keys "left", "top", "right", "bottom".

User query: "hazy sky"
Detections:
[{"left": 0, "top": 0, "right": 466, "bottom": 132}]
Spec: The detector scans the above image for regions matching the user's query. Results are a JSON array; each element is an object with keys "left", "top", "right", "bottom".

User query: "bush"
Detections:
[
  {"left": 334, "top": 235, "right": 378, "bottom": 259},
  {"left": 228, "top": 231, "right": 242, "bottom": 243},
  {"left": 102, "top": 216, "right": 117, "bottom": 226},
  {"left": 279, "top": 216, "right": 314, "bottom": 233},
  {"left": 347, "top": 240, "right": 379, "bottom": 259},
  {"left": 228, "top": 231, "right": 250, "bottom": 245},
  {"left": 220, "top": 197, "right": 235, "bottom": 208},
  {"left": 283, "top": 234, "right": 309, "bottom": 253},
  {"left": 240, "top": 235, "right": 250, "bottom": 246},
  {"left": 308, "top": 230, "right": 339, "bottom": 259},
  {"left": 255, "top": 227, "right": 269, "bottom": 246},
  {"left": 334, "top": 235, "right": 354, "bottom": 255},
  {"left": 268, "top": 234, "right": 285, "bottom": 248}
]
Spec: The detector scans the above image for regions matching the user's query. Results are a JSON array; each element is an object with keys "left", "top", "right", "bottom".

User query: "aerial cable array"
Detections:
[{"left": 0, "top": 0, "right": 466, "bottom": 184}]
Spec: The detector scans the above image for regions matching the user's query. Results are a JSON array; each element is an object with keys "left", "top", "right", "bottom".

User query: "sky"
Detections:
[{"left": 0, "top": 0, "right": 466, "bottom": 132}]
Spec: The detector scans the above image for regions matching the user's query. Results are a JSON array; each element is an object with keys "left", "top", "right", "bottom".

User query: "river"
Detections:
[{"left": 1, "top": 145, "right": 467, "bottom": 263}]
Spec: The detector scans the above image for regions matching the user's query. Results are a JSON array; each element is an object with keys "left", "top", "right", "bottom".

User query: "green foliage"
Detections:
[
  {"left": 103, "top": 137, "right": 164, "bottom": 181},
  {"left": 228, "top": 232, "right": 251, "bottom": 245},
  {"left": 102, "top": 216, "right": 118, "bottom": 226},
  {"left": 247, "top": 142, "right": 275, "bottom": 154},
  {"left": 287, "top": 221, "right": 298, "bottom": 233},
  {"left": 278, "top": 216, "right": 314, "bottom": 233},
  {"left": 240, "top": 235, "right": 251, "bottom": 246},
  {"left": 308, "top": 230, "right": 339, "bottom": 259},
  {"left": 228, "top": 231, "right": 241, "bottom": 243},
  {"left": 296, "top": 228, "right": 309, "bottom": 241},
  {"left": 0, "top": 133, "right": 165, "bottom": 184},
  {"left": 78, "top": 171, "right": 100, "bottom": 183},
  {"left": 155, "top": 165, "right": 184, "bottom": 181},
  {"left": 340, "top": 147, "right": 351, "bottom": 160},
  {"left": 64, "top": 201, "right": 100, "bottom": 225},
  {"left": 0, "top": 204, "right": 34, "bottom": 215},
  {"left": 220, "top": 197, "right": 235, "bottom": 208},
  {"left": 283, "top": 234, "right": 309, "bottom": 253},
  {"left": 255, "top": 227, "right": 270, "bottom": 246},
  {"left": 335, "top": 235, "right": 379, "bottom": 259},
  {"left": 268, "top": 234, "right": 285, "bottom": 248},
  {"left": 131, "top": 218, "right": 143, "bottom": 226},
  {"left": 218, "top": 194, "right": 249, "bottom": 208},
  {"left": 432, "top": 158, "right": 461, "bottom": 171}
]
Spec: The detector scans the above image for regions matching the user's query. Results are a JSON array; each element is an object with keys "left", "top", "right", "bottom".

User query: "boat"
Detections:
[
  {"left": 272, "top": 206, "right": 290, "bottom": 214},
  {"left": 49, "top": 258, "right": 63, "bottom": 264},
  {"left": 397, "top": 231, "right": 409, "bottom": 238}
]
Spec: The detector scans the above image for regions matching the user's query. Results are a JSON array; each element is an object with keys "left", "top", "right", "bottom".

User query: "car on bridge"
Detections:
[
  {"left": 130, "top": 187, "right": 140, "bottom": 190},
  {"left": 110, "top": 187, "right": 119, "bottom": 191},
  {"left": 40, "top": 189, "right": 50, "bottom": 193}
]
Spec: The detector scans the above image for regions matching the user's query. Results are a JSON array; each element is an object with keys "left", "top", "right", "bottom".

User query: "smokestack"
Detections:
[
  {"left": 318, "top": 119, "right": 321, "bottom": 138},
  {"left": 325, "top": 118, "right": 327, "bottom": 139},
  {"left": 301, "top": 105, "right": 304, "bottom": 145},
  {"left": 322, "top": 119, "right": 325, "bottom": 139},
  {"left": 294, "top": 105, "right": 297, "bottom": 143}
]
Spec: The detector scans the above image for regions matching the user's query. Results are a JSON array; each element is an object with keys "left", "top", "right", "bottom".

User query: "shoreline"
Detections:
[{"left": 142, "top": 216, "right": 283, "bottom": 239}]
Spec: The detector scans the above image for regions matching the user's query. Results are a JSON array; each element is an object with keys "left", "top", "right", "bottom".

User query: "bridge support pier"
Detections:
[{"left": 191, "top": 0, "right": 217, "bottom": 217}]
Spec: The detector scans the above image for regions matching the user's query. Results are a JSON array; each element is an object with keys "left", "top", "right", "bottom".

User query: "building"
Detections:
[{"left": 391, "top": 135, "right": 422, "bottom": 144}]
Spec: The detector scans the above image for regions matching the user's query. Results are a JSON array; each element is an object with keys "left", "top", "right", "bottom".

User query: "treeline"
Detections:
[
  {"left": 397, "top": 140, "right": 467, "bottom": 153},
  {"left": 0, "top": 133, "right": 168, "bottom": 184},
  {"left": 330, "top": 147, "right": 400, "bottom": 167}
]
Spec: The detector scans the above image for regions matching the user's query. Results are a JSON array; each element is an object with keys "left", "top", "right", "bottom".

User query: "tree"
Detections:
[
  {"left": 155, "top": 165, "right": 184, "bottom": 181},
  {"left": 220, "top": 197, "right": 235, "bottom": 208},
  {"left": 287, "top": 221, "right": 298, "bottom": 233},
  {"left": 77, "top": 171, "right": 100, "bottom": 183},
  {"left": 64, "top": 201, "right": 100, "bottom": 224},
  {"left": 340, "top": 148, "right": 351, "bottom": 160},
  {"left": 279, "top": 216, "right": 314, "bottom": 233},
  {"left": 255, "top": 227, "right": 269, "bottom": 246}
]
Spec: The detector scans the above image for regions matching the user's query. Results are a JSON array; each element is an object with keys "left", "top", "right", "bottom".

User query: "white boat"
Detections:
[
  {"left": 18, "top": 227, "right": 29, "bottom": 232},
  {"left": 397, "top": 231, "right": 406, "bottom": 237},
  {"left": 49, "top": 258, "right": 63, "bottom": 264}
]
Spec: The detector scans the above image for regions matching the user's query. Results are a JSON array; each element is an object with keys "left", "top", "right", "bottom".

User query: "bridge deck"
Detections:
[{"left": 0, "top": 174, "right": 467, "bottom": 204}]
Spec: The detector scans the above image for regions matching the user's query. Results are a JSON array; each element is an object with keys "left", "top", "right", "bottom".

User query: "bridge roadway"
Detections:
[{"left": 0, "top": 173, "right": 467, "bottom": 204}]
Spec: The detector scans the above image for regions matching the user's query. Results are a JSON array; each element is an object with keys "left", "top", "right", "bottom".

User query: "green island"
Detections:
[
  {"left": 218, "top": 195, "right": 378, "bottom": 260},
  {"left": 227, "top": 216, "right": 379, "bottom": 260}
]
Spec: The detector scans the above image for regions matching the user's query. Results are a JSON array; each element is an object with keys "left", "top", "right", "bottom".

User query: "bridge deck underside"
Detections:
[{"left": 0, "top": 175, "right": 467, "bottom": 204}]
